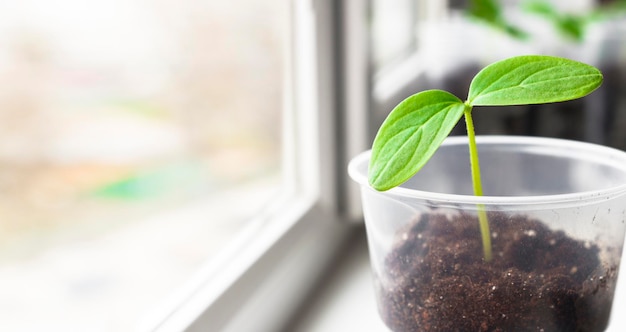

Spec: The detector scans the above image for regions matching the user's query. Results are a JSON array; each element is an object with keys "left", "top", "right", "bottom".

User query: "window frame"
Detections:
[{"left": 141, "top": 1, "right": 363, "bottom": 331}]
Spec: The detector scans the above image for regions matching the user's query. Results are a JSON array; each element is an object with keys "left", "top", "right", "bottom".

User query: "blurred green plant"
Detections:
[
  {"left": 468, "top": 0, "right": 626, "bottom": 42},
  {"left": 467, "top": 0, "right": 529, "bottom": 39}
]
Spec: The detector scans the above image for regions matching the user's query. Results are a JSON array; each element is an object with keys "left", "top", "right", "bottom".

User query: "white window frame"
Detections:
[{"left": 141, "top": 1, "right": 364, "bottom": 331}]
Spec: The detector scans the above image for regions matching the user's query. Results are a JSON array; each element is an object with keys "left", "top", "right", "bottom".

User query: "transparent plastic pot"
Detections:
[{"left": 348, "top": 136, "right": 626, "bottom": 332}]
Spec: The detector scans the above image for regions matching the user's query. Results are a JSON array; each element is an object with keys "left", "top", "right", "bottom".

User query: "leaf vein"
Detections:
[{"left": 374, "top": 103, "right": 460, "bottom": 183}]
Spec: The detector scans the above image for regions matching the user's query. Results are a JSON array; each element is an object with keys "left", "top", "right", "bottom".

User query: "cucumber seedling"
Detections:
[{"left": 368, "top": 55, "right": 603, "bottom": 261}]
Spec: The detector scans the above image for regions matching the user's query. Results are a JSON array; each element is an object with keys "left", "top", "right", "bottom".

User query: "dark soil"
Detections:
[{"left": 376, "top": 212, "right": 619, "bottom": 332}]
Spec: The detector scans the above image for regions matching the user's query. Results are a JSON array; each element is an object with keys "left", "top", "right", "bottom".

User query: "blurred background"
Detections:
[
  {"left": 370, "top": 0, "right": 626, "bottom": 149},
  {"left": 0, "top": 0, "right": 283, "bottom": 330}
]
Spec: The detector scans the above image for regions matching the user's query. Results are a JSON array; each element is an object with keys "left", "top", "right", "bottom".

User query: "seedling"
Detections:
[{"left": 368, "top": 55, "right": 603, "bottom": 261}]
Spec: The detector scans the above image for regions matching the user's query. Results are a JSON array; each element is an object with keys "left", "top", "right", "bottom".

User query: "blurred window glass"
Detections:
[
  {"left": 370, "top": 0, "right": 418, "bottom": 73},
  {"left": 0, "top": 0, "right": 283, "bottom": 330}
]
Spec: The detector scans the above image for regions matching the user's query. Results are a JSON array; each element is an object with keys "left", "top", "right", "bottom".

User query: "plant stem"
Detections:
[{"left": 463, "top": 105, "right": 493, "bottom": 262}]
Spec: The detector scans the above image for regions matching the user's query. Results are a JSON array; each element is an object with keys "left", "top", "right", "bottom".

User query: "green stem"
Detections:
[{"left": 464, "top": 105, "right": 493, "bottom": 262}]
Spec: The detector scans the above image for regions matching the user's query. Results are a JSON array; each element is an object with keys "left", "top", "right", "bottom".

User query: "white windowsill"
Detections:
[{"left": 290, "top": 227, "right": 626, "bottom": 332}]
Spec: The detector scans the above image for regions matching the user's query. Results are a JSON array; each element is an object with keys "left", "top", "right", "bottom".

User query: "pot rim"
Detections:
[{"left": 348, "top": 135, "right": 626, "bottom": 206}]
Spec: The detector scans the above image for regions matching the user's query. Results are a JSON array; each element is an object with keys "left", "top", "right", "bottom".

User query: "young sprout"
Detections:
[{"left": 368, "top": 55, "right": 603, "bottom": 262}]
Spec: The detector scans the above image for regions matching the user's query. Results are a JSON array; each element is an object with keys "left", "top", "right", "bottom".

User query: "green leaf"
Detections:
[
  {"left": 468, "top": 0, "right": 501, "bottom": 22},
  {"left": 467, "top": 55, "right": 603, "bottom": 106},
  {"left": 368, "top": 90, "right": 466, "bottom": 191},
  {"left": 556, "top": 16, "right": 586, "bottom": 42},
  {"left": 523, "top": 0, "right": 557, "bottom": 17},
  {"left": 523, "top": 1, "right": 587, "bottom": 42},
  {"left": 468, "top": 0, "right": 528, "bottom": 40}
]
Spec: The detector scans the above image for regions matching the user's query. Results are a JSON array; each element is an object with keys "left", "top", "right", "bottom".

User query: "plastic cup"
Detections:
[{"left": 348, "top": 136, "right": 626, "bottom": 332}]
